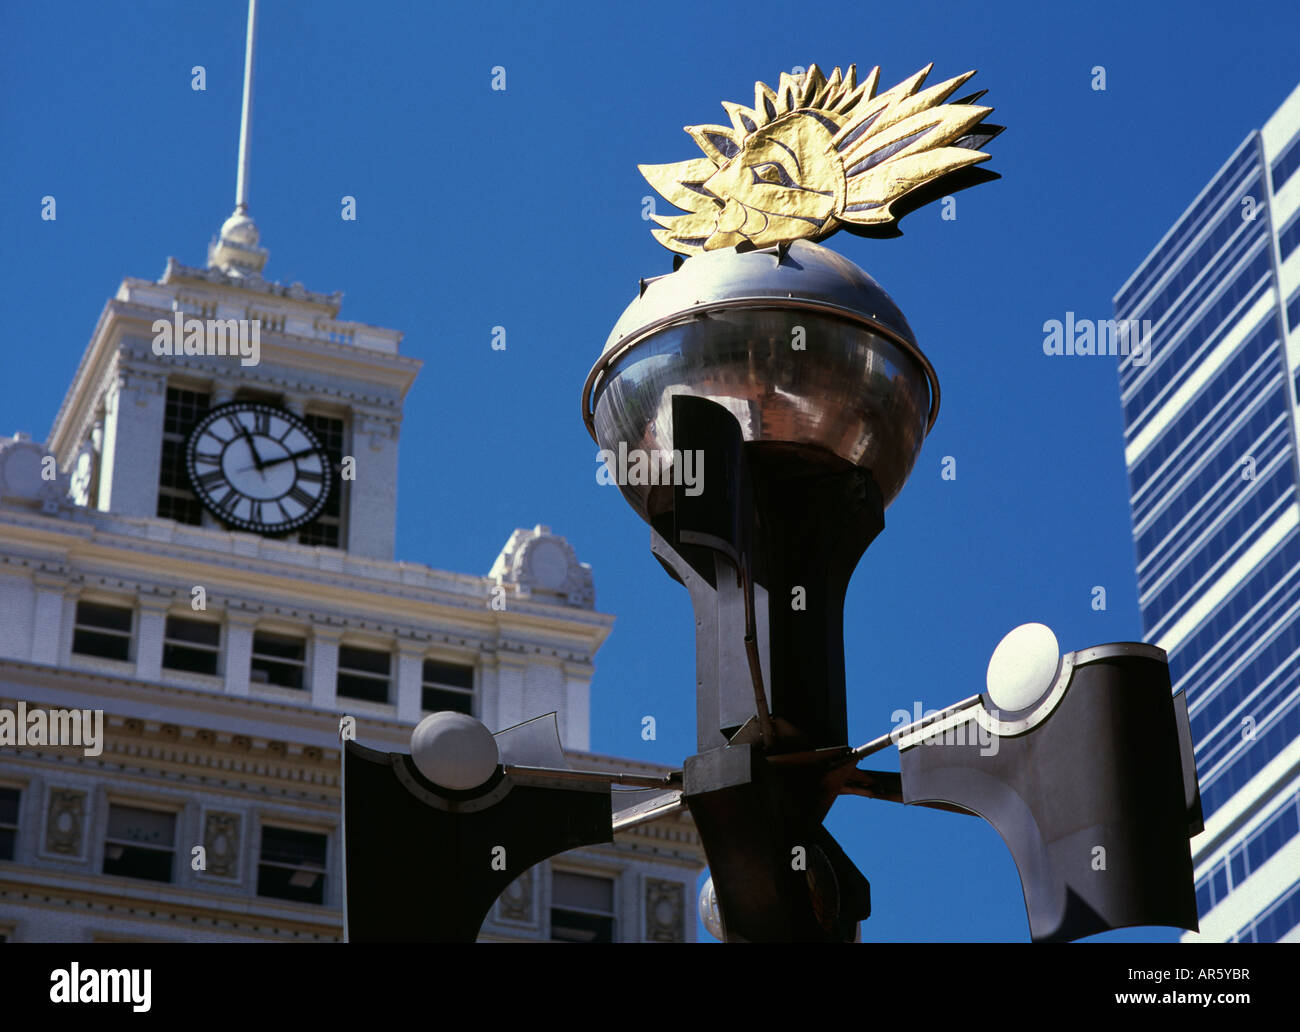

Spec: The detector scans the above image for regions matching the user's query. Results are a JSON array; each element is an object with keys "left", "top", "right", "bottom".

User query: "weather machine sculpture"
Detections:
[{"left": 345, "top": 63, "right": 1203, "bottom": 943}]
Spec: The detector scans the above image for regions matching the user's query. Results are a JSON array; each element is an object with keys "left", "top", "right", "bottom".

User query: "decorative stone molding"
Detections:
[
  {"left": 356, "top": 413, "right": 399, "bottom": 451},
  {"left": 489, "top": 525, "right": 595, "bottom": 609},
  {"left": 496, "top": 867, "right": 535, "bottom": 924},
  {"left": 44, "top": 789, "right": 87, "bottom": 858},
  {"left": 162, "top": 258, "right": 343, "bottom": 311},
  {"left": 113, "top": 362, "right": 166, "bottom": 407},
  {"left": 0, "top": 439, "right": 67, "bottom": 511},
  {"left": 0, "top": 885, "right": 340, "bottom": 942},
  {"left": 137, "top": 590, "right": 177, "bottom": 613},
  {"left": 31, "top": 566, "right": 71, "bottom": 592},
  {"left": 645, "top": 879, "right": 685, "bottom": 942},
  {"left": 201, "top": 812, "right": 241, "bottom": 878}
]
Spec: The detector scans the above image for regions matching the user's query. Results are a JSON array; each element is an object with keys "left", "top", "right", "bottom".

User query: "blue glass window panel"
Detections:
[
  {"left": 1117, "top": 143, "right": 1258, "bottom": 315},
  {"left": 1272, "top": 133, "right": 1300, "bottom": 194}
]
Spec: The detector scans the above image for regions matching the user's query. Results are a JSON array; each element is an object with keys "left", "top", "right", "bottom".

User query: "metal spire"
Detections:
[
  {"left": 234, "top": 0, "right": 257, "bottom": 214},
  {"left": 208, "top": 0, "right": 268, "bottom": 276}
]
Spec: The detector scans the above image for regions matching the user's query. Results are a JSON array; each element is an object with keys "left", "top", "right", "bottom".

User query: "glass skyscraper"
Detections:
[{"left": 1114, "top": 82, "right": 1300, "bottom": 943}]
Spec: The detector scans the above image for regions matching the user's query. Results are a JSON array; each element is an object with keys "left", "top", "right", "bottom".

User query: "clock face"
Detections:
[{"left": 184, "top": 401, "right": 333, "bottom": 534}]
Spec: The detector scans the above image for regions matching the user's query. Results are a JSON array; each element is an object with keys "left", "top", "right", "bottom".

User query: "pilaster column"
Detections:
[
  {"left": 563, "top": 659, "right": 593, "bottom": 752},
  {"left": 30, "top": 569, "right": 68, "bottom": 666},
  {"left": 97, "top": 361, "right": 166, "bottom": 517},
  {"left": 476, "top": 650, "right": 500, "bottom": 730},
  {"left": 346, "top": 409, "right": 400, "bottom": 561},
  {"left": 224, "top": 610, "right": 258, "bottom": 695},
  {"left": 395, "top": 638, "right": 425, "bottom": 724},
  {"left": 310, "top": 626, "right": 342, "bottom": 711},
  {"left": 135, "top": 596, "right": 170, "bottom": 682},
  {"left": 493, "top": 652, "right": 529, "bottom": 733}
]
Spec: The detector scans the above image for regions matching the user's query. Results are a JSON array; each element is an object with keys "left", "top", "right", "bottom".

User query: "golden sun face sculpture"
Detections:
[{"left": 640, "top": 63, "right": 1002, "bottom": 255}]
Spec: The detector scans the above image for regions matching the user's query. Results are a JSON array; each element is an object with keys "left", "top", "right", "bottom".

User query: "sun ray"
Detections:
[
  {"left": 721, "top": 101, "right": 760, "bottom": 136},
  {"left": 639, "top": 159, "right": 719, "bottom": 212},
  {"left": 842, "top": 146, "right": 992, "bottom": 221},
  {"left": 684, "top": 124, "right": 743, "bottom": 166}
]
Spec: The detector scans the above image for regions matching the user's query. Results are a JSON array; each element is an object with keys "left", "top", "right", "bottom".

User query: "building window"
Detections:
[
  {"left": 550, "top": 871, "right": 616, "bottom": 942},
  {"left": 258, "top": 826, "right": 327, "bottom": 904},
  {"left": 162, "top": 615, "right": 220, "bottom": 675},
  {"left": 250, "top": 632, "right": 307, "bottom": 690},
  {"left": 157, "top": 386, "right": 210, "bottom": 525},
  {"left": 71, "top": 601, "right": 133, "bottom": 662},
  {"left": 297, "top": 413, "right": 346, "bottom": 548},
  {"left": 0, "top": 787, "right": 19, "bottom": 861},
  {"left": 422, "top": 660, "right": 474, "bottom": 714},
  {"left": 337, "top": 645, "right": 390, "bottom": 703},
  {"left": 103, "top": 804, "right": 176, "bottom": 883}
]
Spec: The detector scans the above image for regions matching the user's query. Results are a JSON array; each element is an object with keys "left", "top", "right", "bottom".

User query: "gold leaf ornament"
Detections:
[{"left": 640, "top": 63, "right": 1003, "bottom": 255}]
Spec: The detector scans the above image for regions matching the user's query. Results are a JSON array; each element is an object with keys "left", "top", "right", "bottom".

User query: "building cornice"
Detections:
[
  {"left": 0, "top": 868, "right": 341, "bottom": 941},
  {"left": 161, "top": 259, "right": 344, "bottom": 313},
  {"left": 0, "top": 510, "right": 615, "bottom": 658},
  {"left": 0, "top": 664, "right": 401, "bottom": 752}
]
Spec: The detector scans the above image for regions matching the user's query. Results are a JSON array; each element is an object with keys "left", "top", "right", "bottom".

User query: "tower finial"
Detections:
[
  {"left": 209, "top": 0, "right": 268, "bottom": 276},
  {"left": 235, "top": 0, "right": 257, "bottom": 214}
]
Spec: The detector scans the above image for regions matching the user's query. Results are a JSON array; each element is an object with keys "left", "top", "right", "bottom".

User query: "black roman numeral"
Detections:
[
  {"left": 197, "top": 470, "right": 227, "bottom": 490},
  {"left": 253, "top": 410, "right": 271, "bottom": 435},
  {"left": 194, "top": 450, "right": 223, "bottom": 465},
  {"left": 297, "top": 469, "right": 323, "bottom": 483},
  {"left": 288, "top": 485, "right": 315, "bottom": 509},
  {"left": 249, "top": 501, "right": 264, "bottom": 525}
]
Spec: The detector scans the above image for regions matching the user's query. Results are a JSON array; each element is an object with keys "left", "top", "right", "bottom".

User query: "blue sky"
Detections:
[{"left": 4, "top": 0, "right": 1298, "bottom": 942}]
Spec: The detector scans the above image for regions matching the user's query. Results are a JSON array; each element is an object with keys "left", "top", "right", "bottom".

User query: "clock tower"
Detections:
[{"left": 46, "top": 209, "right": 418, "bottom": 560}]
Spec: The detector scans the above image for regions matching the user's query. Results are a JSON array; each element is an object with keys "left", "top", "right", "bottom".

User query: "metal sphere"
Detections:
[
  {"left": 219, "top": 211, "right": 260, "bottom": 247},
  {"left": 409, "top": 711, "right": 500, "bottom": 791},
  {"left": 583, "top": 239, "right": 938, "bottom": 520},
  {"left": 986, "top": 623, "right": 1061, "bottom": 713},
  {"left": 698, "top": 875, "right": 724, "bottom": 941}
]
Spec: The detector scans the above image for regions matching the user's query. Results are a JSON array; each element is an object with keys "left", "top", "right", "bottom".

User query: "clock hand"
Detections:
[
  {"left": 237, "top": 426, "right": 267, "bottom": 472},
  {"left": 234, "top": 448, "right": 322, "bottom": 474},
  {"left": 257, "top": 448, "right": 323, "bottom": 470}
]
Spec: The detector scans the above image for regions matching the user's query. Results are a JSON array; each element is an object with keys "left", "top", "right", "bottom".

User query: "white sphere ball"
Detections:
[
  {"left": 409, "top": 712, "right": 500, "bottom": 790},
  {"left": 986, "top": 622, "right": 1060, "bottom": 713},
  {"left": 220, "top": 211, "right": 260, "bottom": 246}
]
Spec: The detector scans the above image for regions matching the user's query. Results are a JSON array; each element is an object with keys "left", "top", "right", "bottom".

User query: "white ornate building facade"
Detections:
[{"left": 0, "top": 210, "right": 704, "bottom": 943}]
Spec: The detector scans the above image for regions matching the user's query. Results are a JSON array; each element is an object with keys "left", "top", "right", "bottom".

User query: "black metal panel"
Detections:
[
  {"left": 900, "top": 653, "right": 1201, "bottom": 942},
  {"left": 673, "top": 393, "right": 751, "bottom": 568},
  {"left": 683, "top": 744, "right": 869, "bottom": 942},
  {"left": 663, "top": 395, "right": 884, "bottom": 751},
  {"left": 343, "top": 742, "right": 612, "bottom": 942}
]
